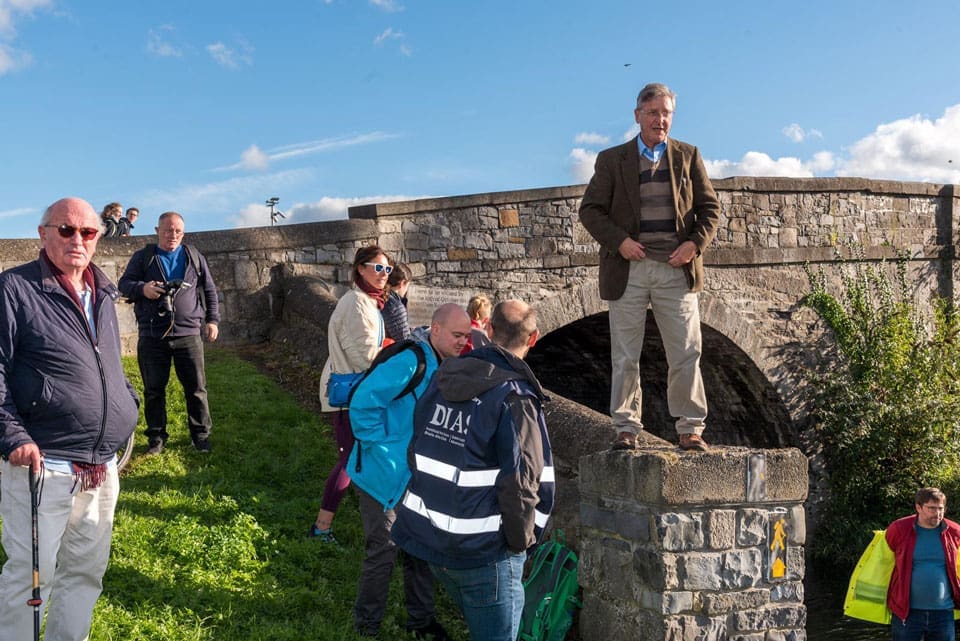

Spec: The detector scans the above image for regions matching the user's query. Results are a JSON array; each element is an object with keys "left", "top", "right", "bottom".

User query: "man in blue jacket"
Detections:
[
  {"left": 0, "top": 197, "right": 140, "bottom": 640},
  {"left": 119, "top": 211, "right": 220, "bottom": 454},
  {"left": 393, "top": 299, "right": 555, "bottom": 641},
  {"left": 348, "top": 303, "right": 471, "bottom": 639}
]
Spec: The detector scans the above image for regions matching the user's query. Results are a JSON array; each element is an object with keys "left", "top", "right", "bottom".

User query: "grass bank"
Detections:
[{"left": 2, "top": 348, "right": 467, "bottom": 641}]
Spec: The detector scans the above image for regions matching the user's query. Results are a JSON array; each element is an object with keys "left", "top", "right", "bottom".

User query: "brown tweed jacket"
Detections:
[{"left": 578, "top": 136, "right": 721, "bottom": 299}]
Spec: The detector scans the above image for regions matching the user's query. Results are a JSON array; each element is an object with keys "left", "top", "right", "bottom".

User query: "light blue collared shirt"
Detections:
[
  {"left": 638, "top": 139, "right": 667, "bottom": 163},
  {"left": 79, "top": 285, "right": 96, "bottom": 342}
]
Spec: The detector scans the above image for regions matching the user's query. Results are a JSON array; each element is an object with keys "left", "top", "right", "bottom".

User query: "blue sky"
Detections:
[{"left": 2, "top": 0, "right": 960, "bottom": 238}]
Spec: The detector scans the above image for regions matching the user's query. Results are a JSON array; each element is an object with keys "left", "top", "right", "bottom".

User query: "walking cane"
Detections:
[{"left": 27, "top": 462, "right": 42, "bottom": 641}]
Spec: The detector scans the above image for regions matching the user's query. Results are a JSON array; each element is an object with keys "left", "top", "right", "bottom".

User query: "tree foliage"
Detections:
[{"left": 803, "top": 253, "right": 960, "bottom": 563}]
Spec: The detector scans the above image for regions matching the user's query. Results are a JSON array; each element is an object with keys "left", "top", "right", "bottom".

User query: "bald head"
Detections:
[
  {"left": 41, "top": 197, "right": 98, "bottom": 229},
  {"left": 429, "top": 303, "right": 472, "bottom": 359},
  {"left": 489, "top": 299, "right": 539, "bottom": 356}
]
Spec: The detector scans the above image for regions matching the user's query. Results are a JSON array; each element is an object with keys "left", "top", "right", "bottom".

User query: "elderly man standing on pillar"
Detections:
[
  {"left": 579, "top": 82, "right": 721, "bottom": 452},
  {"left": 0, "top": 197, "right": 140, "bottom": 640}
]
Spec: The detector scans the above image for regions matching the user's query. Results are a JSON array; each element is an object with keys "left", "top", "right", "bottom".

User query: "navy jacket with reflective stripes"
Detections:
[{"left": 392, "top": 344, "right": 554, "bottom": 569}]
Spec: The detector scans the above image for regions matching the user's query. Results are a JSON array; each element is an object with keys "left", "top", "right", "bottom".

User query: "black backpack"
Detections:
[{"left": 347, "top": 339, "right": 427, "bottom": 407}]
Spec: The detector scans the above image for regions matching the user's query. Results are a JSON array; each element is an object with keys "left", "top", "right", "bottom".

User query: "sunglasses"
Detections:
[
  {"left": 44, "top": 224, "right": 100, "bottom": 240},
  {"left": 363, "top": 262, "right": 393, "bottom": 274}
]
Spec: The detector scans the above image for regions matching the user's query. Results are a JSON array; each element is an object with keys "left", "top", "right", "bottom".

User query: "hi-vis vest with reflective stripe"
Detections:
[
  {"left": 844, "top": 529, "right": 960, "bottom": 624},
  {"left": 392, "top": 371, "right": 555, "bottom": 569},
  {"left": 844, "top": 530, "right": 894, "bottom": 624}
]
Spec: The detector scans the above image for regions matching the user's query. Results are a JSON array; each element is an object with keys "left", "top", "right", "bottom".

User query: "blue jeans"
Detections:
[
  {"left": 891, "top": 609, "right": 955, "bottom": 641},
  {"left": 430, "top": 552, "right": 526, "bottom": 641}
]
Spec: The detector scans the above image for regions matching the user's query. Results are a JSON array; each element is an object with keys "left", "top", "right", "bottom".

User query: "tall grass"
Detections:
[{"left": 2, "top": 349, "right": 467, "bottom": 640}]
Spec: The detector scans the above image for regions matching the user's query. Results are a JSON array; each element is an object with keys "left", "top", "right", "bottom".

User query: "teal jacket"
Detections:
[{"left": 347, "top": 339, "right": 438, "bottom": 509}]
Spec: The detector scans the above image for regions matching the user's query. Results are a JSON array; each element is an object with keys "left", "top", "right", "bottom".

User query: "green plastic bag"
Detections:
[{"left": 517, "top": 531, "right": 582, "bottom": 641}]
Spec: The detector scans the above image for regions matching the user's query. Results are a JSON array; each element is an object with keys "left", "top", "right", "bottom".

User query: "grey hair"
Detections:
[{"left": 636, "top": 83, "right": 676, "bottom": 109}]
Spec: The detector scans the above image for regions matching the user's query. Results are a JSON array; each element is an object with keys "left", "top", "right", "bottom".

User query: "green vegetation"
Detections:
[
  {"left": 804, "top": 254, "right": 960, "bottom": 563},
  {"left": 1, "top": 350, "right": 467, "bottom": 641}
]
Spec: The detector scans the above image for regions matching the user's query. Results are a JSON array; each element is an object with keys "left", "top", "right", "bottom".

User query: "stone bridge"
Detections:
[
  {"left": 2, "top": 176, "right": 955, "bottom": 453},
  {"left": 5, "top": 177, "right": 955, "bottom": 640}
]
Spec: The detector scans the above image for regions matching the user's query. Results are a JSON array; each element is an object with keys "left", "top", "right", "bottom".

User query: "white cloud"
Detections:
[
  {"left": 782, "top": 123, "right": 805, "bottom": 143},
  {"left": 621, "top": 123, "right": 641, "bottom": 142},
  {"left": 228, "top": 194, "right": 426, "bottom": 228},
  {"left": 216, "top": 131, "right": 401, "bottom": 172},
  {"left": 570, "top": 148, "right": 598, "bottom": 183},
  {"left": 370, "top": 0, "right": 403, "bottom": 11},
  {"left": 374, "top": 27, "right": 401, "bottom": 45},
  {"left": 0, "top": 0, "right": 53, "bottom": 75},
  {"left": 146, "top": 25, "right": 183, "bottom": 58},
  {"left": 240, "top": 144, "right": 270, "bottom": 171},
  {"left": 373, "top": 26, "right": 410, "bottom": 55},
  {"left": 837, "top": 104, "right": 960, "bottom": 183},
  {"left": 782, "top": 123, "right": 824, "bottom": 143},
  {"left": 0, "top": 206, "right": 36, "bottom": 220},
  {"left": 704, "top": 151, "right": 835, "bottom": 179},
  {"left": 807, "top": 151, "right": 836, "bottom": 173},
  {"left": 574, "top": 132, "right": 610, "bottom": 146},
  {"left": 138, "top": 168, "right": 313, "bottom": 216},
  {"left": 0, "top": 42, "right": 30, "bottom": 73},
  {"left": 206, "top": 39, "right": 254, "bottom": 69},
  {"left": 0, "top": 0, "right": 51, "bottom": 36}
]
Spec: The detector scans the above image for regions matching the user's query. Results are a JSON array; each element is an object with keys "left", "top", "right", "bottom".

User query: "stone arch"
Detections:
[{"left": 527, "top": 288, "right": 797, "bottom": 448}]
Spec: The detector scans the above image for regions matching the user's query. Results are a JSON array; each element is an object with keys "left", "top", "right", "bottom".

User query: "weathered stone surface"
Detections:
[
  {"left": 765, "top": 629, "right": 806, "bottom": 641},
  {"left": 656, "top": 512, "right": 705, "bottom": 551},
  {"left": 679, "top": 553, "right": 723, "bottom": 590},
  {"left": 732, "top": 606, "right": 807, "bottom": 632},
  {"left": 664, "top": 614, "right": 728, "bottom": 641},
  {"left": 233, "top": 259, "right": 261, "bottom": 290},
  {"left": 707, "top": 510, "right": 736, "bottom": 550},
  {"left": 722, "top": 549, "right": 764, "bottom": 589},
  {"left": 499, "top": 208, "right": 519, "bottom": 227},
  {"left": 580, "top": 448, "right": 807, "bottom": 507},
  {"left": 770, "top": 580, "right": 804, "bottom": 603},
  {"left": 634, "top": 548, "right": 679, "bottom": 591},
  {"left": 738, "top": 509, "right": 768, "bottom": 546},
  {"left": 701, "top": 588, "right": 769, "bottom": 615}
]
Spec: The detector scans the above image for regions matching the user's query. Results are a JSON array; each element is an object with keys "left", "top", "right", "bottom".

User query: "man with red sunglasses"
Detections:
[{"left": 0, "top": 197, "right": 140, "bottom": 640}]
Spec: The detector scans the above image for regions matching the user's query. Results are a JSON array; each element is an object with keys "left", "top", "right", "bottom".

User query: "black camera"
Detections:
[{"left": 157, "top": 279, "right": 191, "bottom": 316}]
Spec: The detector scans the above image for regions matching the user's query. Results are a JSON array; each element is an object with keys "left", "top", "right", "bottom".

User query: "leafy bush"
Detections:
[{"left": 804, "top": 253, "right": 960, "bottom": 563}]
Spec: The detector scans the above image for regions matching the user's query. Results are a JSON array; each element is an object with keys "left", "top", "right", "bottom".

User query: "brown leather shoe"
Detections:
[
  {"left": 611, "top": 431, "right": 638, "bottom": 451},
  {"left": 679, "top": 433, "right": 709, "bottom": 452}
]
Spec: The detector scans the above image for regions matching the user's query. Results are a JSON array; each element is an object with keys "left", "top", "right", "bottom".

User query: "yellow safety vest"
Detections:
[
  {"left": 844, "top": 528, "right": 960, "bottom": 624},
  {"left": 844, "top": 530, "right": 894, "bottom": 624}
]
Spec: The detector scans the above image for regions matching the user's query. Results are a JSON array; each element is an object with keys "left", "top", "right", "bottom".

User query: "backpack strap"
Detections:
[
  {"left": 141, "top": 243, "right": 159, "bottom": 277},
  {"left": 396, "top": 342, "right": 427, "bottom": 400},
  {"left": 183, "top": 244, "right": 207, "bottom": 313}
]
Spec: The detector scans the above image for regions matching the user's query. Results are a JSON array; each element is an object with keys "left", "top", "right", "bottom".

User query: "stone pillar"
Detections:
[{"left": 578, "top": 447, "right": 808, "bottom": 641}]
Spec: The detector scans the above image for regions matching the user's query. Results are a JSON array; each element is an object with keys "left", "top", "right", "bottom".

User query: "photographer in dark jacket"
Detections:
[
  {"left": 0, "top": 197, "right": 139, "bottom": 640},
  {"left": 119, "top": 211, "right": 220, "bottom": 454}
]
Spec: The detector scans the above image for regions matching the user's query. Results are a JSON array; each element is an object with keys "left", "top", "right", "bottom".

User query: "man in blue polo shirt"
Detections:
[{"left": 885, "top": 488, "right": 960, "bottom": 640}]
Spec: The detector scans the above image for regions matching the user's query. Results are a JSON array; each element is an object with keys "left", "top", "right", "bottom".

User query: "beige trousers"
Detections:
[
  {"left": 608, "top": 259, "right": 707, "bottom": 436},
  {"left": 0, "top": 459, "right": 119, "bottom": 641}
]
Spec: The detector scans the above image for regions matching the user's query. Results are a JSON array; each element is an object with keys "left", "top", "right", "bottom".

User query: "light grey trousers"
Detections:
[{"left": 608, "top": 259, "right": 707, "bottom": 436}]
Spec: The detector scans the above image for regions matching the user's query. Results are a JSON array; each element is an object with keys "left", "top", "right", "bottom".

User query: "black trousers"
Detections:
[{"left": 137, "top": 334, "right": 212, "bottom": 443}]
